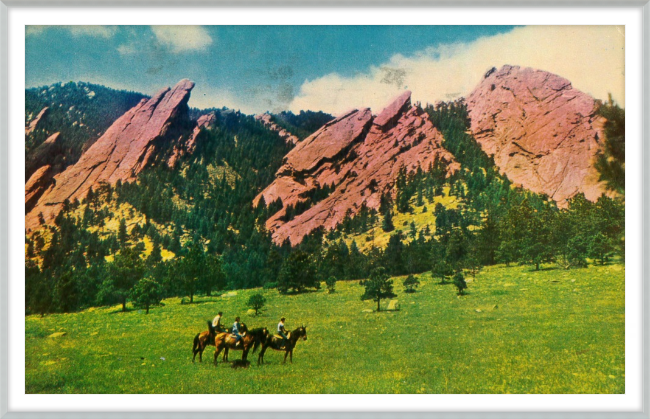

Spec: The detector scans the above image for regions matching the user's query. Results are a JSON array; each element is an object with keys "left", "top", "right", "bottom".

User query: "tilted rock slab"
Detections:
[
  {"left": 25, "top": 107, "right": 48, "bottom": 136},
  {"left": 254, "top": 113, "right": 300, "bottom": 145},
  {"left": 256, "top": 91, "right": 459, "bottom": 245},
  {"left": 466, "top": 65, "right": 609, "bottom": 206},
  {"left": 25, "top": 132, "right": 62, "bottom": 180},
  {"left": 25, "top": 79, "right": 195, "bottom": 230},
  {"left": 25, "top": 165, "right": 55, "bottom": 215}
]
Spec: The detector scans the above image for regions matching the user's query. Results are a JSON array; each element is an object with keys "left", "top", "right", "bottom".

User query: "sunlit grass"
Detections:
[{"left": 25, "top": 263, "right": 624, "bottom": 394}]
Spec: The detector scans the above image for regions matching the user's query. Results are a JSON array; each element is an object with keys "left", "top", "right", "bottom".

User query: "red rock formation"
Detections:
[
  {"left": 25, "top": 132, "right": 62, "bottom": 180},
  {"left": 25, "top": 107, "right": 48, "bottom": 136},
  {"left": 25, "top": 165, "right": 54, "bottom": 214},
  {"left": 25, "top": 79, "right": 195, "bottom": 230},
  {"left": 255, "top": 113, "right": 300, "bottom": 145},
  {"left": 466, "top": 65, "right": 608, "bottom": 206},
  {"left": 168, "top": 112, "right": 216, "bottom": 168},
  {"left": 256, "top": 91, "right": 459, "bottom": 245}
]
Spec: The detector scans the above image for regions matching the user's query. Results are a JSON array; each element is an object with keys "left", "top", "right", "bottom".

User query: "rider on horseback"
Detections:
[
  {"left": 232, "top": 316, "right": 244, "bottom": 347},
  {"left": 277, "top": 317, "right": 288, "bottom": 348},
  {"left": 212, "top": 311, "right": 223, "bottom": 332}
]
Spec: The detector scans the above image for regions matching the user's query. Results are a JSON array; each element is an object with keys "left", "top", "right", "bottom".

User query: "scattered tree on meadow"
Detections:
[
  {"left": 131, "top": 277, "right": 162, "bottom": 314},
  {"left": 431, "top": 260, "right": 454, "bottom": 284},
  {"left": 98, "top": 247, "right": 144, "bottom": 312},
  {"left": 325, "top": 276, "right": 337, "bottom": 294},
  {"left": 361, "top": 267, "right": 396, "bottom": 312},
  {"left": 247, "top": 293, "right": 266, "bottom": 315},
  {"left": 175, "top": 240, "right": 204, "bottom": 304},
  {"left": 452, "top": 271, "right": 467, "bottom": 296},
  {"left": 403, "top": 274, "right": 420, "bottom": 293}
]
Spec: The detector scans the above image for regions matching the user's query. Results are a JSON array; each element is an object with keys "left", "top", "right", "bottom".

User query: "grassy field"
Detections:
[{"left": 25, "top": 263, "right": 624, "bottom": 394}]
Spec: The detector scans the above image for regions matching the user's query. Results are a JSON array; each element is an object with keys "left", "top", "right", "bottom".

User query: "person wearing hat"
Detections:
[
  {"left": 232, "top": 316, "right": 244, "bottom": 347},
  {"left": 212, "top": 311, "right": 224, "bottom": 332},
  {"left": 277, "top": 317, "right": 288, "bottom": 347}
]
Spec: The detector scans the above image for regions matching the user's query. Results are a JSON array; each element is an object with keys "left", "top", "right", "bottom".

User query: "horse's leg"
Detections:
[
  {"left": 223, "top": 347, "right": 229, "bottom": 362},
  {"left": 283, "top": 350, "right": 288, "bottom": 364},
  {"left": 199, "top": 346, "right": 204, "bottom": 363},
  {"left": 214, "top": 346, "right": 223, "bottom": 365},
  {"left": 258, "top": 347, "right": 265, "bottom": 365},
  {"left": 290, "top": 349, "right": 293, "bottom": 363}
]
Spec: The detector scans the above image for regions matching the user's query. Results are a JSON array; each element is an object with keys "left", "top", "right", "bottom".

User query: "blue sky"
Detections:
[{"left": 26, "top": 25, "right": 624, "bottom": 114}]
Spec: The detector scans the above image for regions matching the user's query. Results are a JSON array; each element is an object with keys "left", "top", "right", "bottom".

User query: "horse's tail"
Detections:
[{"left": 192, "top": 333, "right": 200, "bottom": 352}]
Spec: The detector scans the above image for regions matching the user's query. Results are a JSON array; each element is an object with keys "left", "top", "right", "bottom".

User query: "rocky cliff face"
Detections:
[
  {"left": 256, "top": 91, "right": 459, "bottom": 245},
  {"left": 25, "top": 79, "right": 196, "bottom": 231},
  {"left": 466, "top": 65, "right": 608, "bottom": 206}
]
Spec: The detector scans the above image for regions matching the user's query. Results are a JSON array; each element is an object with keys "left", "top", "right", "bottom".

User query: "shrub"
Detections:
[
  {"left": 326, "top": 276, "right": 337, "bottom": 294},
  {"left": 453, "top": 271, "right": 467, "bottom": 296},
  {"left": 403, "top": 274, "right": 419, "bottom": 293}
]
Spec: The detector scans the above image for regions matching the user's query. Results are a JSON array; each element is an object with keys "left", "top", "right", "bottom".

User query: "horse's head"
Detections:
[
  {"left": 299, "top": 325, "right": 307, "bottom": 341},
  {"left": 240, "top": 322, "right": 248, "bottom": 333}
]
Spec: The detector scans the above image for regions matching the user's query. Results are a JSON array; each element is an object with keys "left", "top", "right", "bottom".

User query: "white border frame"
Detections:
[{"left": 1, "top": 1, "right": 648, "bottom": 417}]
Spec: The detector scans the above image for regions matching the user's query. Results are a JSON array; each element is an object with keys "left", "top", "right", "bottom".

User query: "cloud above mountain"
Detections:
[
  {"left": 288, "top": 26, "right": 625, "bottom": 115},
  {"left": 150, "top": 26, "right": 213, "bottom": 53}
]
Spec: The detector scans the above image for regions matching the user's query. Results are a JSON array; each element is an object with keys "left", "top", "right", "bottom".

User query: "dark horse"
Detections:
[
  {"left": 192, "top": 322, "right": 245, "bottom": 363},
  {"left": 213, "top": 327, "right": 268, "bottom": 365},
  {"left": 258, "top": 326, "right": 307, "bottom": 365}
]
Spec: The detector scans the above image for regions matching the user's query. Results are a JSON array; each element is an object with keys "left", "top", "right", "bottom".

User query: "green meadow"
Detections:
[{"left": 25, "top": 263, "right": 624, "bottom": 394}]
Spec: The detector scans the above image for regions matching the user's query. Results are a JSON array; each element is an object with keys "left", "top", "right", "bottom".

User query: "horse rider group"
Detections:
[{"left": 212, "top": 312, "right": 290, "bottom": 348}]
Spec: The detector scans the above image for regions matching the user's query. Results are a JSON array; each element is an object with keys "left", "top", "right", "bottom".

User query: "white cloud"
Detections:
[
  {"left": 26, "top": 25, "right": 117, "bottom": 38},
  {"left": 150, "top": 26, "right": 213, "bottom": 53},
  {"left": 117, "top": 44, "right": 137, "bottom": 55},
  {"left": 289, "top": 26, "right": 625, "bottom": 115}
]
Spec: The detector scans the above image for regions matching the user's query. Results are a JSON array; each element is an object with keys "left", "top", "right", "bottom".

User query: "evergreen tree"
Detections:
[
  {"left": 131, "top": 277, "right": 162, "bottom": 314},
  {"left": 326, "top": 276, "right": 337, "bottom": 294},
  {"left": 589, "top": 232, "right": 614, "bottom": 265},
  {"left": 176, "top": 240, "right": 204, "bottom": 303},
  {"left": 99, "top": 247, "right": 144, "bottom": 311},
  {"left": 277, "top": 251, "right": 318, "bottom": 294},
  {"left": 432, "top": 260, "right": 454, "bottom": 284},
  {"left": 118, "top": 218, "right": 128, "bottom": 246},
  {"left": 382, "top": 210, "right": 395, "bottom": 232},
  {"left": 361, "top": 267, "right": 396, "bottom": 312},
  {"left": 247, "top": 293, "right": 266, "bottom": 315},
  {"left": 452, "top": 271, "right": 468, "bottom": 296},
  {"left": 594, "top": 96, "right": 625, "bottom": 194},
  {"left": 403, "top": 274, "right": 419, "bottom": 293}
]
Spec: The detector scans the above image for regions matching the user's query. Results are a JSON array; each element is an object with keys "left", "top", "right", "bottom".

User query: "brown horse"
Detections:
[
  {"left": 192, "top": 322, "right": 242, "bottom": 363},
  {"left": 258, "top": 326, "right": 307, "bottom": 365},
  {"left": 213, "top": 327, "right": 268, "bottom": 365}
]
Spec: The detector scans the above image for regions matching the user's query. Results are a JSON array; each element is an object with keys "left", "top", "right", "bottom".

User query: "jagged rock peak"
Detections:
[
  {"left": 25, "top": 79, "right": 195, "bottom": 231},
  {"left": 374, "top": 90, "right": 411, "bottom": 128},
  {"left": 256, "top": 91, "right": 458, "bottom": 246}
]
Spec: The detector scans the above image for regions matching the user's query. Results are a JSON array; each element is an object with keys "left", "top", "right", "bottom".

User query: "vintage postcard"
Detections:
[{"left": 23, "top": 25, "right": 625, "bottom": 395}]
